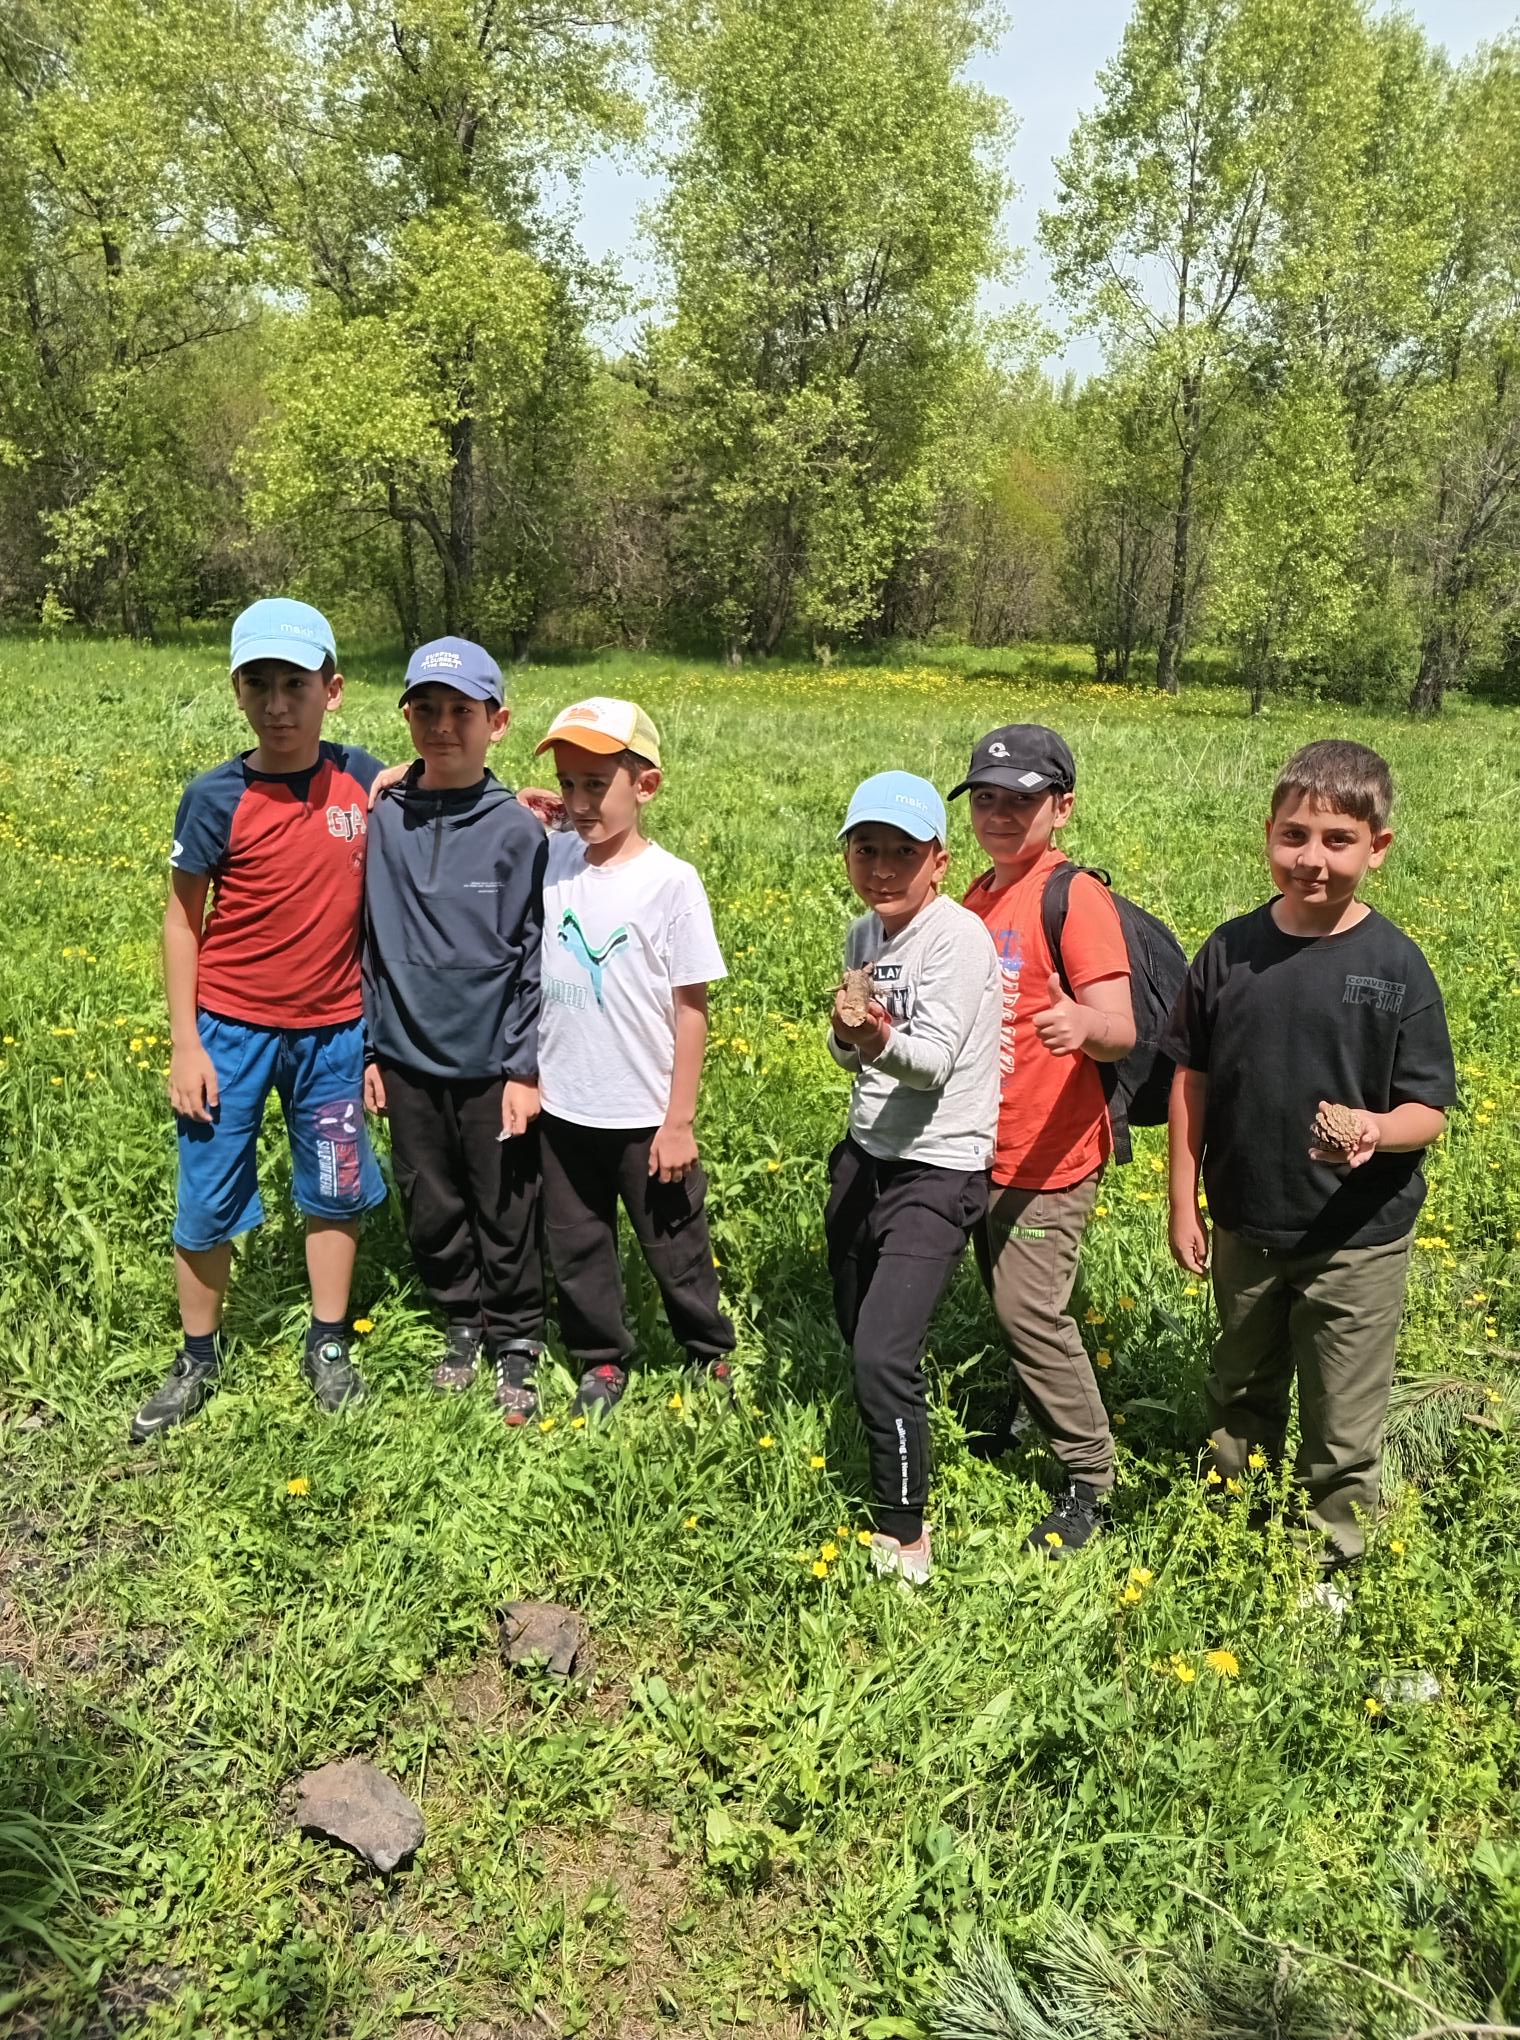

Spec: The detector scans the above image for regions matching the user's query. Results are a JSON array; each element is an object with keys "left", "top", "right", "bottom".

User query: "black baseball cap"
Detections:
[{"left": 948, "top": 724, "right": 1076, "bottom": 800}]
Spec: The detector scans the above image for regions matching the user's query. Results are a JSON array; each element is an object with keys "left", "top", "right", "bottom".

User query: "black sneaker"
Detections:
[
  {"left": 571, "top": 1362, "right": 628, "bottom": 1417},
  {"left": 130, "top": 1348, "right": 220, "bottom": 1442},
  {"left": 493, "top": 1340, "right": 544, "bottom": 1427},
  {"left": 303, "top": 1334, "right": 367, "bottom": 1412},
  {"left": 1027, "top": 1480, "right": 1110, "bottom": 1559},
  {"left": 431, "top": 1322, "right": 482, "bottom": 1393},
  {"left": 692, "top": 1355, "right": 737, "bottom": 1402}
]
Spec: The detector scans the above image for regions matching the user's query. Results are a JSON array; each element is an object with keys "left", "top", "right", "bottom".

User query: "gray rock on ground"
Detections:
[
  {"left": 499, "top": 1599, "right": 592, "bottom": 1681},
  {"left": 294, "top": 1758, "right": 425, "bottom": 1872}
]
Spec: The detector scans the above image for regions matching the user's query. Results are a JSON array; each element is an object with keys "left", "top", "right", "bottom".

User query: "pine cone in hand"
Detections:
[
  {"left": 1312, "top": 1102, "right": 1361, "bottom": 1155},
  {"left": 838, "top": 967, "right": 873, "bottom": 1027}
]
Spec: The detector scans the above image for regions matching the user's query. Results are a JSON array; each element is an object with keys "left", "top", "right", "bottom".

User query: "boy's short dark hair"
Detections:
[
  {"left": 1271, "top": 740, "right": 1393, "bottom": 834},
  {"left": 617, "top": 749, "right": 656, "bottom": 776}
]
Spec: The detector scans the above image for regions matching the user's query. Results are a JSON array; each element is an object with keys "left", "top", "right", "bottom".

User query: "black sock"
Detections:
[
  {"left": 307, "top": 1316, "right": 348, "bottom": 1351},
  {"left": 183, "top": 1328, "right": 221, "bottom": 1369},
  {"left": 876, "top": 1508, "right": 923, "bottom": 1545}
]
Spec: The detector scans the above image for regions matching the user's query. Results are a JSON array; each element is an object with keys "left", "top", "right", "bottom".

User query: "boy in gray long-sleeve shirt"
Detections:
[{"left": 825, "top": 772, "right": 1001, "bottom": 1587}]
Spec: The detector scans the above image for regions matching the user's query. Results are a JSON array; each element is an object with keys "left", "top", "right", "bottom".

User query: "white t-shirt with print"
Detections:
[{"left": 539, "top": 833, "right": 727, "bottom": 1129}]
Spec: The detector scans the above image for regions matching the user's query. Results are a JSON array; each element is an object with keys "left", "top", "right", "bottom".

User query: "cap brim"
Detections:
[
  {"left": 838, "top": 807, "right": 942, "bottom": 843},
  {"left": 948, "top": 769, "right": 1060, "bottom": 799},
  {"left": 232, "top": 637, "right": 329, "bottom": 674},
  {"left": 535, "top": 727, "right": 627, "bottom": 756},
  {"left": 402, "top": 679, "right": 501, "bottom": 704}
]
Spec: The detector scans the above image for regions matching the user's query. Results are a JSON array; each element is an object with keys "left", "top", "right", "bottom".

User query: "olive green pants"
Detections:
[
  {"left": 974, "top": 1170, "right": 1112, "bottom": 1491},
  {"left": 1208, "top": 1226, "right": 1414, "bottom": 1561}
]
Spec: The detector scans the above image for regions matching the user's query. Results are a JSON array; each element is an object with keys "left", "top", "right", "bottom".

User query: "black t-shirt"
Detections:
[{"left": 1165, "top": 902, "right": 1457, "bottom": 1251}]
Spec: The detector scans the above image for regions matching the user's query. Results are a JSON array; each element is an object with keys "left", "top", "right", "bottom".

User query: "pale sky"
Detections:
[{"left": 571, "top": 1, "right": 1519, "bottom": 372}]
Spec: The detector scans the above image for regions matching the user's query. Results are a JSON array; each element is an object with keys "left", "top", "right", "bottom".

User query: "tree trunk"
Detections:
[
  {"left": 393, "top": 517, "right": 421, "bottom": 649},
  {"left": 1156, "top": 379, "right": 1200, "bottom": 696},
  {"left": 447, "top": 408, "right": 475, "bottom": 636},
  {"left": 1410, "top": 624, "right": 1452, "bottom": 714}
]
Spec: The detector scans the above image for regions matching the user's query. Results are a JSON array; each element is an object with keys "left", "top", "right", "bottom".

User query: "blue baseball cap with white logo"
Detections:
[
  {"left": 401, "top": 636, "right": 504, "bottom": 706},
  {"left": 230, "top": 597, "right": 336, "bottom": 675},
  {"left": 838, "top": 771, "right": 947, "bottom": 845}
]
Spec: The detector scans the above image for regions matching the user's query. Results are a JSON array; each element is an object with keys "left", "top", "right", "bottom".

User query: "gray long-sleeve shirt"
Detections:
[{"left": 828, "top": 894, "right": 1001, "bottom": 1171}]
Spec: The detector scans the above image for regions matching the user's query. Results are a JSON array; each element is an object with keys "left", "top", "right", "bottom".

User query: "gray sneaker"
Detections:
[
  {"left": 130, "top": 1348, "right": 219, "bottom": 1443},
  {"left": 302, "top": 1335, "right": 367, "bottom": 1412},
  {"left": 431, "top": 1322, "right": 482, "bottom": 1392}
]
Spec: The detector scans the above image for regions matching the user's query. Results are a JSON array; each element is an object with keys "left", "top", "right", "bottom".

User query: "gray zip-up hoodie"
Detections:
[{"left": 363, "top": 765, "right": 547, "bottom": 1081}]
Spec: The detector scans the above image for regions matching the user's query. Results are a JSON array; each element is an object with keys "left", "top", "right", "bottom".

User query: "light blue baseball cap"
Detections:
[
  {"left": 838, "top": 771, "right": 947, "bottom": 845},
  {"left": 230, "top": 597, "right": 336, "bottom": 675}
]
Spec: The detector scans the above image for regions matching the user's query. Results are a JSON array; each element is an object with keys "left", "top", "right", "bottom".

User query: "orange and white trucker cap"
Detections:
[{"left": 535, "top": 696, "right": 662, "bottom": 770}]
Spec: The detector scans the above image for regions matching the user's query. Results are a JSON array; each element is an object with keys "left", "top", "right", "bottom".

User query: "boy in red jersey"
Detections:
[
  {"left": 954, "top": 725, "right": 1136, "bottom": 1556},
  {"left": 131, "top": 599, "right": 388, "bottom": 1441}
]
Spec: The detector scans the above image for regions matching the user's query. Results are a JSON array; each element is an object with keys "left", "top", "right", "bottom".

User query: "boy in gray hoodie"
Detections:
[
  {"left": 363, "top": 638, "right": 549, "bottom": 1420},
  {"left": 827, "top": 772, "right": 1002, "bottom": 1586}
]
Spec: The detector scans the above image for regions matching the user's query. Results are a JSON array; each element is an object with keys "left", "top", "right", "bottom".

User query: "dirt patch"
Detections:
[
  {"left": 399, "top": 2020, "right": 557, "bottom": 2040},
  {"left": 442, "top": 1659, "right": 509, "bottom": 1724}
]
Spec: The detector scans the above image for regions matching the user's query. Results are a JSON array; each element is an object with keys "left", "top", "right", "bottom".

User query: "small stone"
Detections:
[
  {"left": 294, "top": 1759, "right": 424, "bottom": 1872},
  {"left": 1373, "top": 1671, "right": 1442, "bottom": 1708},
  {"left": 499, "top": 1599, "right": 592, "bottom": 1681},
  {"left": 838, "top": 966, "right": 873, "bottom": 1028},
  {"left": 1312, "top": 1102, "right": 1361, "bottom": 1155}
]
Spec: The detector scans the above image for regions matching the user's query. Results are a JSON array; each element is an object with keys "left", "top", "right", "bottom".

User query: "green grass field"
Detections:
[{"left": 2, "top": 636, "right": 1519, "bottom": 2039}]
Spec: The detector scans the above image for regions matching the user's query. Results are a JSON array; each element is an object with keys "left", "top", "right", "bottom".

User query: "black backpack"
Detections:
[{"left": 1041, "top": 863, "right": 1187, "bottom": 1165}]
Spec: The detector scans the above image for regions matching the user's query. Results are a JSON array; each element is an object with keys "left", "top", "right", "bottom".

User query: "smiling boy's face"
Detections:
[
  {"left": 402, "top": 683, "right": 507, "bottom": 784},
  {"left": 1266, "top": 795, "right": 1391, "bottom": 918},
  {"left": 967, "top": 783, "right": 1074, "bottom": 874}
]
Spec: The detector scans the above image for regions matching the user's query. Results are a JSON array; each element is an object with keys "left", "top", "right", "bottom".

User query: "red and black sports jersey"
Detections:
[{"left": 171, "top": 743, "right": 385, "bottom": 1029}]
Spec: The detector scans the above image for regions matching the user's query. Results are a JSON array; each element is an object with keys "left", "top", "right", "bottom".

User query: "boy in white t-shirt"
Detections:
[{"left": 533, "top": 697, "right": 735, "bottom": 1414}]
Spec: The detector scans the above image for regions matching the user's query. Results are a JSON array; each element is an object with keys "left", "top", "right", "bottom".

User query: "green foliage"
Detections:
[{"left": 2, "top": 638, "right": 1519, "bottom": 2035}]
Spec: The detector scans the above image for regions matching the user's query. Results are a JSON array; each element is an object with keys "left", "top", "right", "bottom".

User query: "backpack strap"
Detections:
[{"left": 1040, "top": 862, "right": 1112, "bottom": 997}]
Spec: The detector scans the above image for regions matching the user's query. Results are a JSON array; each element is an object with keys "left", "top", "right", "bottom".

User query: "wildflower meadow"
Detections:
[{"left": 3, "top": 637, "right": 1519, "bottom": 2038}]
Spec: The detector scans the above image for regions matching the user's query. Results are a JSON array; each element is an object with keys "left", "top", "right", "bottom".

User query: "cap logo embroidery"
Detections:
[
  {"left": 422, "top": 649, "right": 462, "bottom": 670},
  {"left": 988, "top": 741, "right": 1010, "bottom": 758}
]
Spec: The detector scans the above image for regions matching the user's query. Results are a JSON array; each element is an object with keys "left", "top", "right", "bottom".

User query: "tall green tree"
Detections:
[
  {"left": 651, "top": 0, "right": 1009, "bottom": 657},
  {"left": 212, "top": 0, "right": 643, "bottom": 644},
  {"left": 1043, "top": 0, "right": 1371, "bottom": 693},
  {"left": 0, "top": 0, "right": 252, "bottom": 633}
]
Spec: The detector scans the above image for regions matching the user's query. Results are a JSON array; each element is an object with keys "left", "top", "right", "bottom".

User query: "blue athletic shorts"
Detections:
[{"left": 174, "top": 1011, "right": 387, "bottom": 1251}]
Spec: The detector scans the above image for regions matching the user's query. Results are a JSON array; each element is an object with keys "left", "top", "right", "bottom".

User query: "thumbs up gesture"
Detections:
[{"left": 1033, "top": 971, "right": 1090, "bottom": 1057}]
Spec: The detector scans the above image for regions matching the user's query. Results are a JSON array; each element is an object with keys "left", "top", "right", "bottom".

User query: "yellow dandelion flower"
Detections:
[
  {"left": 1184, "top": 1283, "right": 1200, "bottom": 1297},
  {"left": 683, "top": 1514, "right": 698, "bottom": 1530},
  {"left": 836, "top": 1523, "right": 851, "bottom": 1537},
  {"left": 1389, "top": 1538, "right": 1405, "bottom": 1555},
  {"left": 811, "top": 1559, "right": 829, "bottom": 1578},
  {"left": 668, "top": 1391, "right": 683, "bottom": 1412},
  {"left": 758, "top": 1434, "right": 775, "bottom": 1449},
  {"left": 1083, "top": 1307, "right": 1105, "bottom": 1324},
  {"left": 1171, "top": 1655, "right": 1196, "bottom": 1684},
  {"left": 1094, "top": 1348, "right": 1112, "bottom": 1370},
  {"left": 857, "top": 1530, "right": 873, "bottom": 1546},
  {"left": 809, "top": 1453, "right": 826, "bottom": 1469},
  {"left": 1120, "top": 1585, "right": 1142, "bottom": 1605},
  {"left": 352, "top": 1317, "right": 375, "bottom": 1334},
  {"left": 539, "top": 1416, "right": 557, "bottom": 1433},
  {"left": 1045, "top": 1531, "right": 1064, "bottom": 1548},
  {"left": 1364, "top": 1696, "right": 1382, "bottom": 1716},
  {"left": 1118, "top": 1295, "right": 1135, "bottom": 1311},
  {"left": 129, "top": 1037, "right": 143, "bottom": 1052},
  {"left": 286, "top": 1477, "right": 310, "bottom": 1496},
  {"left": 1248, "top": 1451, "right": 1267, "bottom": 1471},
  {"left": 50, "top": 1076, "right": 61, "bottom": 1086},
  {"left": 1093, "top": 1205, "right": 1109, "bottom": 1218},
  {"left": 1204, "top": 1649, "right": 1240, "bottom": 1678},
  {"left": 1128, "top": 1567, "right": 1153, "bottom": 1587},
  {"left": 1225, "top": 1476, "right": 1242, "bottom": 1495},
  {"left": 571, "top": 1415, "right": 586, "bottom": 1429},
  {"left": 821, "top": 1542, "right": 839, "bottom": 1562},
  {"left": 1204, "top": 1468, "right": 1223, "bottom": 1486},
  {"left": 766, "top": 1159, "right": 782, "bottom": 1173}
]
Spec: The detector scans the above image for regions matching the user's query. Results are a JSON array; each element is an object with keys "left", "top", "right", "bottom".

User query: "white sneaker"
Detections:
[{"left": 870, "top": 1527, "right": 933, "bottom": 1587}]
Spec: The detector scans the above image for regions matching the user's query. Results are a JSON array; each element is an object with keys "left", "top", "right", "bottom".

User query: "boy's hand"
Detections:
[
  {"left": 1309, "top": 1102, "right": 1381, "bottom": 1170},
  {"left": 517, "top": 787, "right": 564, "bottom": 829},
  {"left": 1169, "top": 1206, "right": 1210, "bottom": 1275},
  {"left": 1033, "top": 973, "right": 1090, "bottom": 1057},
  {"left": 649, "top": 1118, "right": 699, "bottom": 1182},
  {"left": 366, "top": 761, "right": 410, "bottom": 809},
  {"left": 831, "top": 990, "right": 891, "bottom": 1058},
  {"left": 169, "top": 1041, "right": 219, "bottom": 1123},
  {"left": 501, "top": 1079, "right": 540, "bottom": 1139},
  {"left": 363, "top": 1065, "right": 387, "bottom": 1115}
]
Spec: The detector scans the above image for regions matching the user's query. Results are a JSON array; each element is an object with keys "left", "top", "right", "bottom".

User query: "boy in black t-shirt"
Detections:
[{"left": 1165, "top": 741, "right": 1456, "bottom": 1563}]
